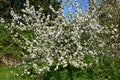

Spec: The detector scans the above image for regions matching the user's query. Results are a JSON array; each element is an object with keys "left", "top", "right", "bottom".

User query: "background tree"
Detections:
[
  {"left": 86, "top": 0, "right": 120, "bottom": 68},
  {"left": 98, "top": 0, "right": 120, "bottom": 65},
  {"left": 99, "top": 0, "right": 120, "bottom": 26},
  {"left": 0, "top": 0, "right": 62, "bottom": 21}
]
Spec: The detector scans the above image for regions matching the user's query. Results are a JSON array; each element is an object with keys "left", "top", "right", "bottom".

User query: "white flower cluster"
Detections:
[{"left": 3, "top": 0, "right": 119, "bottom": 77}]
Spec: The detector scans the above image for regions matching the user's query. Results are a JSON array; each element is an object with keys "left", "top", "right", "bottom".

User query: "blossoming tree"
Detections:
[{"left": 1, "top": 0, "right": 119, "bottom": 78}]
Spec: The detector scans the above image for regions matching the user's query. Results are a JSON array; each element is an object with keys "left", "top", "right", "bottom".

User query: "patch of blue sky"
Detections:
[{"left": 62, "top": 0, "right": 89, "bottom": 20}]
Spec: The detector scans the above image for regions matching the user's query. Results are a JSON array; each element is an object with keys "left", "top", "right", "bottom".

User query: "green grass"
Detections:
[
  {"left": 0, "top": 65, "right": 25, "bottom": 80},
  {"left": 0, "top": 65, "right": 12, "bottom": 80},
  {"left": 0, "top": 65, "right": 35, "bottom": 80}
]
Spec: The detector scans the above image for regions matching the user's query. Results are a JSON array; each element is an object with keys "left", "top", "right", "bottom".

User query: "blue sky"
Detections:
[
  {"left": 62, "top": 0, "right": 89, "bottom": 19},
  {"left": 63, "top": 0, "right": 89, "bottom": 12},
  {"left": 62, "top": 0, "right": 102, "bottom": 13}
]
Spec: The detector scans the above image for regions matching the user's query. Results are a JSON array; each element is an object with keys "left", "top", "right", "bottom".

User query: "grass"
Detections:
[
  {"left": 0, "top": 65, "right": 34, "bottom": 80},
  {"left": 0, "top": 65, "right": 24, "bottom": 80},
  {"left": 0, "top": 65, "right": 11, "bottom": 80}
]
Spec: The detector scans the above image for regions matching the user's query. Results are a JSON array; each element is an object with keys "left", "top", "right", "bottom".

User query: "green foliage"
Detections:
[
  {"left": 0, "top": 23, "right": 22, "bottom": 59},
  {"left": 0, "top": 21, "right": 38, "bottom": 57}
]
